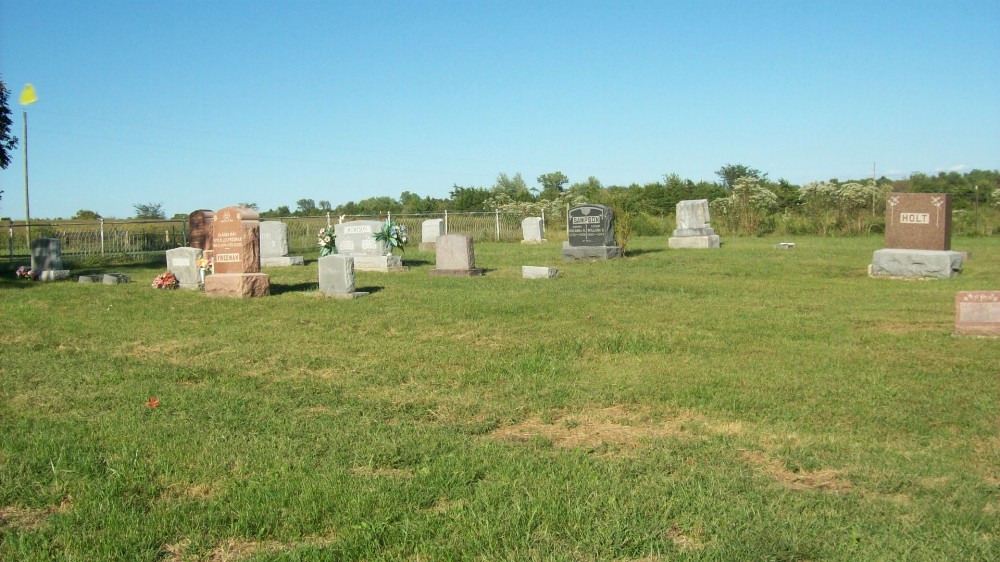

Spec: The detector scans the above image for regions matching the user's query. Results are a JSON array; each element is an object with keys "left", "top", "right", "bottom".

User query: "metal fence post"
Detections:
[
  {"left": 100, "top": 218, "right": 105, "bottom": 255},
  {"left": 326, "top": 212, "right": 331, "bottom": 228},
  {"left": 7, "top": 219, "right": 12, "bottom": 263},
  {"left": 495, "top": 209, "right": 500, "bottom": 241}
]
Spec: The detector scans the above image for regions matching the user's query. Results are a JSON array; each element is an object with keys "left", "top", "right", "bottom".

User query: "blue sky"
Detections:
[{"left": 2, "top": 0, "right": 998, "bottom": 219}]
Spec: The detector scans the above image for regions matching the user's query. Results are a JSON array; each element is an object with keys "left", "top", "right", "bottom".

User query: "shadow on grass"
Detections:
[
  {"left": 355, "top": 286, "right": 383, "bottom": 294},
  {"left": 623, "top": 248, "right": 665, "bottom": 257},
  {"left": 271, "top": 282, "right": 319, "bottom": 295}
]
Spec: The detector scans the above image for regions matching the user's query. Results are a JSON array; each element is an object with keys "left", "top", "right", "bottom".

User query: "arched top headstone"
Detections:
[{"left": 567, "top": 204, "right": 616, "bottom": 247}]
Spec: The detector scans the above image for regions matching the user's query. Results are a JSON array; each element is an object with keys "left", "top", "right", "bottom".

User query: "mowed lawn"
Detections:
[{"left": 1, "top": 235, "right": 997, "bottom": 561}]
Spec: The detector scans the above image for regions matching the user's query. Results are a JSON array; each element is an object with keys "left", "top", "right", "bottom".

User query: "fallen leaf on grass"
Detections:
[{"left": 146, "top": 396, "right": 160, "bottom": 408}]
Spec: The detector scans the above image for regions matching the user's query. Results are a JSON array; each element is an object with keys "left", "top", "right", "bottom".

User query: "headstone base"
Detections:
[
  {"left": 418, "top": 242, "right": 436, "bottom": 252},
  {"left": 322, "top": 291, "right": 369, "bottom": 299},
  {"left": 354, "top": 255, "right": 405, "bottom": 272},
  {"left": 78, "top": 275, "right": 102, "bottom": 283},
  {"left": 40, "top": 270, "right": 70, "bottom": 281},
  {"left": 103, "top": 273, "right": 130, "bottom": 285},
  {"left": 521, "top": 239, "right": 547, "bottom": 244},
  {"left": 562, "top": 242, "right": 622, "bottom": 260},
  {"left": 955, "top": 292, "right": 1000, "bottom": 336},
  {"left": 522, "top": 266, "right": 559, "bottom": 279},
  {"left": 204, "top": 273, "right": 270, "bottom": 298},
  {"left": 261, "top": 256, "right": 304, "bottom": 267},
  {"left": 179, "top": 283, "right": 202, "bottom": 290},
  {"left": 869, "top": 249, "right": 963, "bottom": 279},
  {"left": 668, "top": 235, "right": 720, "bottom": 249},
  {"left": 429, "top": 269, "right": 484, "bottom": 277}
]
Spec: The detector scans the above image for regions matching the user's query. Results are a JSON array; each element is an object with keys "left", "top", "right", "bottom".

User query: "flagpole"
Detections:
[{"left": 22, "top": 107, "right": 30, "bottom": 245}]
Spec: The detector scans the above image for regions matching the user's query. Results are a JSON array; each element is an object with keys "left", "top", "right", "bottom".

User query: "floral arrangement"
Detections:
[
  {"left": 197, "top": 257, "right": 212, "bottom": 272},
  {"left": 152, "top": 271, "right": 179, "bottom": 289},
  {"left": 374, "top": 221, "right": 408, "bottom": 254},
  {"left": 15, "top": 266, "right": 38, "bottom": 280},
  {"left": 317, "top": 227, "right": 337, "bottom": 257}
]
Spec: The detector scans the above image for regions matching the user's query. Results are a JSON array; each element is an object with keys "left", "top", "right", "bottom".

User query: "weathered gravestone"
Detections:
[
  {"left": 429, "top": 234, "right": 483, "bottom": 276},
  {"left": 419, "top": 219, "right": 445, "bottom": 251},
  {"left": 188, "top": 209, "right": 215, "bottom": 254},
  {"left": 870, "top": 193, "right": 963, "bottom": 279},
  {"left": 318, "top": 255, "right": 368, "bottom": 299},
  {"left": 668, "top": 199, "right": 720, "bottom": 249},
  {"left": 954, "top": 291, "right": 1000, "bottom": 336},
  {"left": 203, "top": 206, "right": 270, "bottom": 298},
  {"left": 166, "top": 247, "right": 204, "bottom": 289},
  {"left": 562, "top": 204, "right": 622, "bottom": 260},
  {"left": 335, "top": 220, "right": 403, "bottom": 272},
  {"left": 259, "top": 221, "right": 304, "bottom": 267},
  {"left": 522, "top": 266, "right": 559, "bottom": 279},
  {"left": 30, "top": 238, "right": 70, "bottom": 281},
  {"left": 521, "top": 217, "right": 546, "bottom": 244}
]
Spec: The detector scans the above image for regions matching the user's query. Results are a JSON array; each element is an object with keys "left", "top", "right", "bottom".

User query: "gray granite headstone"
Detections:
[
  {"left": 318, "top": 255, "right": 368, "bottom": 299},
  {"left": 335, "top": 220, "right": 386, "bottom": 257},
  {"left": 102, "top": 273, "right": 131, "bottom": 285},
  {"left": 259, "top": 221, "right": 304, "bottom": 266},
  {"left": 668, "top": 199, "right": 720, "bottom": 249},
  {"left": 30, "top": 238, "right": 64, "bottom": 272},
  {"left": 419, "top": 219, "right": 445, "bottom": 251},
  {"left": 166, "top": 247, "right": 204, "bottom": 289},
  {"left": 429, "top": 234, "right": 483, "bottom": 276},
  {"left": 562, "top": 204, "right": 621, "bottom": 260},
  {"left": 522, "top": 266, "right": 558, "bottom": 279},
  {"left": 521, "top": 217, "right": 545, "bottom": 243}
]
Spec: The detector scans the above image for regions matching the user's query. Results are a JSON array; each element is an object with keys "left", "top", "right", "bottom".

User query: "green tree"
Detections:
[
  {"left": 493, "top": 172, "right": 533, "bottom": 202},
  {"left": 238, "top": 202, "right": 259, "bottom": 211},
  {"left": 537, "top": 171, "right": 569, "bottom": 199},
  {"left": 449, "top": 185, "right": 492, "bottom": 211},
  {"left": 133, "top": 202, "right": 165, "bottom": 219},
  {"left": 318, "top": 200, "right": 332, "bottom": 211},
  {"left": 716, "top": 163, "right": 768, "bottom": 189},
  {"left": 568, "top": 176, "right": 603, "bottom": 200},
  {"left": 295, "top": 199, "right": 317, "bottom": 216},
  {"left": 0, "top": 76, "right": 17, "bottom": 171},
  {"left": 72, "top": 209, "right": 101, "bottom": 220}
]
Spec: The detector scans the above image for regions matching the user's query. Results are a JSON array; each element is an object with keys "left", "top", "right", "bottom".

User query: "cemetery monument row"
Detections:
[
  {"left": 562, "top": 204, "right": 622, "bottom": 260},
  {"left": 668, "top": 199, "right": 720, "bottom": 249},
  {"left": 203, "top": 206, "right": 270, "bottom": 298},
  {"left": 870, "top": 193, "right": 963, "bottom": 279}
]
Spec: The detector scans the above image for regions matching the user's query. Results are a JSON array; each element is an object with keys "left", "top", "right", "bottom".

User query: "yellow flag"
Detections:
[{"left": 20, "top": 83, "right": 38, "bottom": 105}]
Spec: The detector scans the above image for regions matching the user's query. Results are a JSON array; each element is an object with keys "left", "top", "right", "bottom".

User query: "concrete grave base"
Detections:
[
  {"left": 322, "top": 291, "right": 369, "bottom": 300},
  {"left": 40, "top": 270, "right": 70, "bottom": 281},
  {"left": 78, "top": 275, "right": 103, "bottom": 283},
  {"left": 869, "top": 249, "right": 963, "bottom": 279},
  {"left": 204, "top": 273, "right": 270, "bottom": 298},
  {"left": 668, "top": 235, "right": 720, "bottom": 249},
  {"left": 103, "top": 273, "right": 131, "bottom": 285},
  {"left": 418, "top": 242, "right": 436, "bottom": 252},
  {"left": 261, "top": 256, "right": 305, "bottom": 267},
  {"left": 354, "top": 255, "right": 405, "bottom": 272},
  {"left": 179, "top": 283, "right": 201, "bottom": 290},
  {"left": 429, "top": 268, "right": 483, "bottom": 277},
  {"left": 561, "top": 242, "right": 622, "bottom": 260},
  {"left": 522, "top": 266, "right": 559, "bottom": 279}
]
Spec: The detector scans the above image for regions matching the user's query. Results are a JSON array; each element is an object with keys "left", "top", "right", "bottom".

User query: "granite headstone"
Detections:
[
  {"left": 871, "top": 193, "right": 962, "bottom": 278},
  {"left": 562, "top": 204, "right": 621, "bottom": 260},
  {"left": 419, "top": 219, "right": 445, "bottom": 251},
  {"left": 429, "top": 234, "right": 483, "bottom": 276},
  {"left": 668, "top": 199, "right": 720, "bottom": 249},
  {"left": 259, "top": 221, "right": 304, "bottom": 266},
  {"left": 188, "top": 210, "right": 215, "bottom": 252},
  {"left": 204, "top": 206, "right": 270, "bottom": 297},
  {"left": 954, "top": 291, "right": 1000, "bottom": 336},
  {"left": 335, "top": 220, "right": 403, "bottom": 272},
  {"left": 166, "top": 247, "right": 204, "bottom": 289},
  {"left": 318, "top": 255, "right": 368, "bottom": 299},
  {"left": 521, "top": 217, "right": 545, "bottom": 244},
  {"left": 30, "top": 238, "right": 70, "bottom": 281}
]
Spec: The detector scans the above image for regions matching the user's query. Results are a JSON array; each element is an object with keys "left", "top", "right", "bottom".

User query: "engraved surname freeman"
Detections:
[{"left": 215, "top": 253, "right": 240, "bottom": 263}]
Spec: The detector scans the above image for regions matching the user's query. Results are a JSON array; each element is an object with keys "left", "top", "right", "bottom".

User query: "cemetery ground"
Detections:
[{"left": 1, "top": 235, "right": 998, "bottom": 561}]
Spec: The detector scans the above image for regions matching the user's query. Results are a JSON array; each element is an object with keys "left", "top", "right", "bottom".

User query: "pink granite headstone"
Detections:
[{"left": 955, "top": 292, "right": 1000, "bottom": 336}]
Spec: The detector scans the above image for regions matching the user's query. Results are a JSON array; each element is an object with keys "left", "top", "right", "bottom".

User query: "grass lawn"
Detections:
[{"left": 1, "top": 235, "right": 997, "bottom": 561}]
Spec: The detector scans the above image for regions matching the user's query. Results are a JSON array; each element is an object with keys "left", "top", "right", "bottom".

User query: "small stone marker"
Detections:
[
  {"left": 166, "top": 247, "right": 204, "bottom": 289},
  {"left": 30, "top": 238, "right": 70, "bottom": 281},
  {"left": 188, "top": 209, "right": 215, "bottom": 254},
  {"left": 204, "top": 206, "right": 270, "bottom": 298},
  {"left": 259, "top": 221, "right": 304, "bottom": 267},
  {"left": 955, "top": 291, "right": 1000, "bottom": 336},
  {"left": 429, "top": 234, "right": 483, "bottom": 276},
  {"left": 102, "top": 273, "right": 131, "bottom": 285},
  {"left": 335, "top": 220, "right": 403, "bottom": 272},
  {"left": 522, "top": 266, "right": 558, "bottom": 279},
  {"left": 871, "top": 193, "right": 962, "bottom": 279},
  {"left": 668, "top": 200, "right": 720, "bottom": 249},
  {"left": 318, "top": 255, "right": 368, "bottom": 299},
  {"left": 562, "top": 204, "right": 622, "bottom": 260},
  {"left": 774, "top": 242, "right": 795, "bottom": 249},
  {"left": 78, "top": 275, "right": 102, "bottom": 283},
  {"left": 521, "top": 217, "right": 546, "bottom": 244},
  {"left": 419, "top": 219, "right": 445, "bottom": 251}
]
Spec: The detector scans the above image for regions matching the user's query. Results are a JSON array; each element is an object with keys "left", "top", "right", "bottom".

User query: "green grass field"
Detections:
[{"left": 2, "top": 236, "right": 997, "bottom": 561}]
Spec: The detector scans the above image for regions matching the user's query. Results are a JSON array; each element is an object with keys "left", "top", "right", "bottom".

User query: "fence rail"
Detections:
[{"left": 5, "top": 211, "right": 554, "bottom": 263}]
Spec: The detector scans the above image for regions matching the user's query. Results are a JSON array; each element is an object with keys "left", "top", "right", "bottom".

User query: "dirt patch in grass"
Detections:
[
  {"left": 119, "top": 340, "right": 189, "bottom": 363},
  {"left": 159, "top": 482, "right": 217, "bottom": 503},
  {"left": 489, "top": 405, "right": 741, "bottom": 452},
  {"left": 351, "top": 466, "right": 414, "bottom": 479},
  {"left": 164, "top": 534, "right": 337, "bottom": 562},
  {"left": 665, "top": 523, "right": 704, "bottom": 551},
  {"left": 0, "top": 495, "right": 72, "bottom": 531},
  {"left": 742, "top": 450, "right": 853, "bottom": 493},
  {"left": 871, "top": 321, "right": 945, "bottom": 334}
]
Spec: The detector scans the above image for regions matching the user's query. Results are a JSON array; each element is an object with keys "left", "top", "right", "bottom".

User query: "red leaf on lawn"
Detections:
[{"left": 145, "top": 396, "right": 160, "bottom": 408}]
